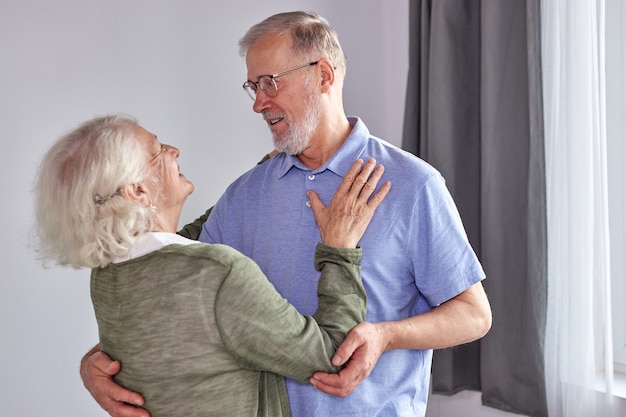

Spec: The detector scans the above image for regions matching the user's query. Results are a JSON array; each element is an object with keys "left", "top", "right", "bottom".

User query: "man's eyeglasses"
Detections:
[{"left": 242, "top": 61, "right": 318, "bottom": 100}]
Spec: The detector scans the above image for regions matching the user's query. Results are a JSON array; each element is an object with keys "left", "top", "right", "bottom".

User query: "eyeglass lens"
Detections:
[
  {"left": 257, "top": 76, "right": 277, "bottom": 97},
  {"left": 243, "top": 61, "right": 318, "bottom": 100},
  {"left": 244, "top": 76, "right": 276, "bottom": 99}
]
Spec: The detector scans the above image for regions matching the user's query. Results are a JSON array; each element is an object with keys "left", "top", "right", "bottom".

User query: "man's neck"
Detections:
[{"left": 297, "top": 117, "right": 352, "bottom": 170}]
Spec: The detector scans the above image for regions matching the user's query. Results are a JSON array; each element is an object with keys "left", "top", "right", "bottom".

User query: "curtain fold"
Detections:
[
  {"left": 541, "top": 1, "right": 619, "bottom": 416},
  {"left": 402, "top": 1, "right": 547, "bottom": 416}
]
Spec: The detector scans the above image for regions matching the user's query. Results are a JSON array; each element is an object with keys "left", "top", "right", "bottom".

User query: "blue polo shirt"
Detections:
[{"left": 200, "top": 117, "right": 485, "bottom": 417}]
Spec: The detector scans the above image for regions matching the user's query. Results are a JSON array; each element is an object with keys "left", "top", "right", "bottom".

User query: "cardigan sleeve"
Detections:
[{"left": 215, "top": 243, "right": 366, "bottom": 383}]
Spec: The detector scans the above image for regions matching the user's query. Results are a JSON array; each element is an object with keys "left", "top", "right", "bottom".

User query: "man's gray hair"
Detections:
[{"left": 239, "top": 11, "right": 347, "bottom": 77}]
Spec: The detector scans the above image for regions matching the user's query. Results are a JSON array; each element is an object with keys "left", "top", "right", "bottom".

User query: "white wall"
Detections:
[{"left": 0, "top": 1, "right": 516, "bottom": 416}]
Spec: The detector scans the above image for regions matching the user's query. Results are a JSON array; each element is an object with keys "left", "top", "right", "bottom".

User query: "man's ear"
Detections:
[
  {"left": 318, "top": 58, "right": 335, "bottom": 92},
  {"left": 120, "top": 183, "right": 151, "bottom": 206}
]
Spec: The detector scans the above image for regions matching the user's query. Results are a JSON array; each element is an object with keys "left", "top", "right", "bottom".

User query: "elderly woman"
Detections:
[{"left": 33, "top": 114, "right": 390, "bottom": 417}]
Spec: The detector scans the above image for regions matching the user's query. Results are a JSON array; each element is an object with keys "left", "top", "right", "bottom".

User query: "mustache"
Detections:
[{"left": 263, "top": 111, "right": 286, "bottom": 122}]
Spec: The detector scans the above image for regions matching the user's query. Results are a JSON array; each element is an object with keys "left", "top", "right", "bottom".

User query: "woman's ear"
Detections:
[{"left": 120, "top": 183, "right": 151, "bottom": 206}]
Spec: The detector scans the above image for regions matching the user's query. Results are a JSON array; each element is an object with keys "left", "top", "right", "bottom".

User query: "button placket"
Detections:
[{"left": 306, "top": 173, "right": 316, "bottom": 208}]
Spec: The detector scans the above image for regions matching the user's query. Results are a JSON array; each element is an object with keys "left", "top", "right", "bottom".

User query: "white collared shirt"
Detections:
[{"left": 114, "top": 232, "right": 196, "bottom": 263}]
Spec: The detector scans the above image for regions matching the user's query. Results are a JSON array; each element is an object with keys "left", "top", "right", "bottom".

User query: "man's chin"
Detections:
[
  {"left": 271, "top": 137, "right": 290, "bottom": 155},
  {"left": 272, "top": 133, "right": 308, "bottom": 156}
]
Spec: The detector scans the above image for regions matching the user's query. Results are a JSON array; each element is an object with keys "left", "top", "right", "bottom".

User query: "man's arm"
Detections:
[
  {"left": 80, "top": 344, "right": 149, "bottom": 417},
  {"left": 309, "top": 281, "right": 492, "bottom": 397},
  {"left": 176, "top": 207, "right": 213, "bottom": 240}
]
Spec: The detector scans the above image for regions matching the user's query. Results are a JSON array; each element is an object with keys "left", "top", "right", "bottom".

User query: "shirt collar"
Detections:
[
  {"left": 276, "top": 116, "right": 369, "bottom": 179},
  {"left": 114, "top": 232, "right": 196, "bottom": 263}
]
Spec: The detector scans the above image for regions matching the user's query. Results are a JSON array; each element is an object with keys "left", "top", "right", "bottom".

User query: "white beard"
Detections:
[{"left": 271, "top": 88, "right": 322, "bottom": 155}]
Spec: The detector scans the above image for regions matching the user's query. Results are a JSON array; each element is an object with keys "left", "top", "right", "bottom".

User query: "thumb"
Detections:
[
  {"left": 105, "top": 359, "right": 122, "bottom": 376},
  {"left": 307, "top": 189, "right": 325, "bottom": 213},
  {"left": 332, "top": 354, "right": 345, "bottom": 367},
  {"left": 332, "top": 334, "right": 360, "bottom": 366}
]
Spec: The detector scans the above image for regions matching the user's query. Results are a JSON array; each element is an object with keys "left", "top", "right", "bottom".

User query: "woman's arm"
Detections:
[
  {"left": 79, "top": 158, "right": 390, "bottom": 415},
  {"left": 216, "top": 159, "right": 390, "bottom": 382},
  {"left": 215, "top": 243, "right": 365, "bottom": 382}
]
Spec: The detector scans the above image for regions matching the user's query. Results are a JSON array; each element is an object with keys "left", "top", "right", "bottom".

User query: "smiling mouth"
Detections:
[{"left": 263, "top": 111, "right": 285, "bottom": 126}]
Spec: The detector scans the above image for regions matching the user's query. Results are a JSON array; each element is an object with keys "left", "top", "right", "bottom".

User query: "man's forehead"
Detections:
[
  {"left": 246, "top": 33, "right": 291, "bottom": 62},
  {"left": 246, "top": 48, "right": 294, "bottom": 76}
]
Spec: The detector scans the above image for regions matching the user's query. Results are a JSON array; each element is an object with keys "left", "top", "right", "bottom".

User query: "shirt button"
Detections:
[
  {"left": 308, "top": 174, "right": 315, "bottom": 180},
  {"left": 306, "top": 201, "right": 311, "bottom": 207}
]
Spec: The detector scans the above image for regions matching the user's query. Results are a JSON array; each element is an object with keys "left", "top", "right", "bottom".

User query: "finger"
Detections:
[
  {"left": 309, "top": 376, "right": 348, "bottom": 397},
  {"left": 88, "top": 351, "right": 117, "bottom": 375},
  {"left": 309, "top": 371, "right": 358, "bottom": 397},
  {"left": 337, "top": 159, "right": 365, "bottom": 196},
  {"left": 92, "top": 360, "right": 146, "bottom": 412},
  {"left": 365, "top": 180, "right": 392, "bottom": 210},
  {"left": 349, "top": 158, "right": 377, "bottom": 195},
  {"left": 107, "top": 401, "right": 151, "bottom": 417},
  {"left": 108, "top": 379, "right": 145, "bottom": 407},
  {"left": 310, "top": 374, "right": 343, "bottom": 396},
  {"left": 107, "top": 403, "right": 150, "bottom": 417},
  {"left": 103, "top": 358, "right": 121, "bottom": 376},
  {"left": 353, "top": 163, "right": 384, "bottom": 202}
]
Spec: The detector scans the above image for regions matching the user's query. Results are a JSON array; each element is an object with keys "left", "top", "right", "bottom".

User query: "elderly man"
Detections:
[{"left": 81, "top": 11, "right": 491, "bottom": 417}]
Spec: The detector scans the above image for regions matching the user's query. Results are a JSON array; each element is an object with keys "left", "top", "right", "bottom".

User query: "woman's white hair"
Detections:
[{"left": 34, "top": 114, "right": 157, "bottom": 269}]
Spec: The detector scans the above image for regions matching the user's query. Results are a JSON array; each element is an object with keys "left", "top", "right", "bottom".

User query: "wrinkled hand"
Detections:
[
  {"left": 308, "top": 159, "right": 391, "bottom": 248},
  {"left": 309, "top": 322, "right": 387, "bottom": 397},
  {"left": 80, "top": 345, "right": 149, "bottom": 417}
]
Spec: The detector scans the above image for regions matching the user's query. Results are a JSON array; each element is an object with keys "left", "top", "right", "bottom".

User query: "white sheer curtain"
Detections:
[{"left": 541, "top": 0, "right": 617, "bottom": 416}]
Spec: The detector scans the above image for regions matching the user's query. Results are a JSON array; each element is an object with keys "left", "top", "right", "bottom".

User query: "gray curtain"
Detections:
[{"left": 402, "top": 1, "right": 548, "bottom": 416}]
